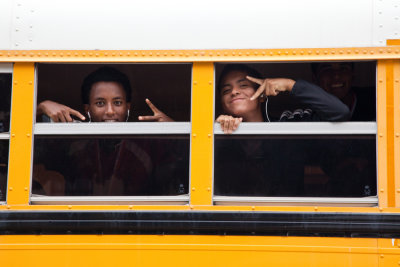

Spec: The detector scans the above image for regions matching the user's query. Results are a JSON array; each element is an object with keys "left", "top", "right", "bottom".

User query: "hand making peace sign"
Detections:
[
  {"left": 138, "top": 98, "right": 174, "bottom": 122},
  {"left": 247, "top": 76, "right": 296, "bottom": 100}
]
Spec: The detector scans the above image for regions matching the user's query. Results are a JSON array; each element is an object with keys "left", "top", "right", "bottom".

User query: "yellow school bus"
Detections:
[{"left": 0, "top": 0, "right": 400, "bottom": 266}]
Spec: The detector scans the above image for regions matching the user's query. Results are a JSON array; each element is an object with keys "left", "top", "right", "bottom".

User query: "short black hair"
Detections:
[
  {"left": 218, "top": 64, "right": 262, "bottom": 92},
  {"left": 81, "top": 66, "right": 132, "bottom": 104},
  {"left": 310, "top": 62, "right": 354, "bottom": 76}
]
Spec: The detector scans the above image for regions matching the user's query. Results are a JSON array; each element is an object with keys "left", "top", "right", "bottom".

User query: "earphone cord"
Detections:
[{"left": 265, "top": 96, "right": 270, "bottom": 122}]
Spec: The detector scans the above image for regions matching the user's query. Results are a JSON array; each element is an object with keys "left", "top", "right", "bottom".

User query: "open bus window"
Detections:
[
  {"left": 214, "top": 61, "right": 377, "bottom": 201},
  {"left": 0, "top": 73, "right": 12, "bottom": 132},
  {"left": 215, "top": 62, "right": 376, "bottom": 122},
  {"left": 0, "top": 141, "right": 9, "bottom": 201},
  {"left": 32, "top": 135, "right": 189, "bottom": 196},
  {"left": 214, "top": 135, "right": 376, "bottom": 197},
  {"left": 36, "top": 64, "right": 192, "bottom": 122}
]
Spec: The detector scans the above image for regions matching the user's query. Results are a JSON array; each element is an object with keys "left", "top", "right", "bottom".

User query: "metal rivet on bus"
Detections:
[
  {"left": 15, "top": 43, "right": 18, "bottom": 47},
  {"left": 379, "top": 207, "right": 383, "bottom": 211},
  {"left": 24, "top": 187, "right": 28, "bottom": 191},
  {"left": 68, "top": 205, "right": 72, "bottom": 209},
  {"left": 127, "top": 52, "right": 130, "bottom": 56},
  {"left": 339, "top": 50, "right": 343, "bottom": 54},
  {"left": 6, "top": 205, "right": 10, "bottom": 209},
  {"left": 232, "top": 52, "right": 235, "bottom": 56},
  {"left": 330, "top": 50, "right": 335, "bottom": 54},
  {"left": 388, "top": 49, "right": 392, "bottom": 53},
  {"left": 208, "top": 134, "right": 211, "bottom": 138},
  {"left": 200, "top": 52, "right": 205, "bottom": 56},
  {"left": 379, "top": 80, "right": 383, "bottom": 83},
  {"left": 208, "top": 81, "right": 212, "bottom": 85},
  {"left": 163, "top": 52, "right": 167, "bottom": 56},
  {"left": 316, "top": 50, "right": 320, "bottom": 55},
  {"left": 300, "top": 51, "right": 304, "bottom": 55},
  {"left": 277, "top": 51, "right": 281, "bottom": 55},
  {"left": 156, "top": 53, "right": 160, "bottom": 56},
  {"left": 129, "top": 205, "right": 133, "bottom": 209},
  {"left": 251, "top": 206, "right": 255, "bottom": 210},
  {"left": 185, "top": 53, "right": 190, "bottom": 57},
  {"left": 292, "top": 51, "right": 296, "bottom": 55},
  {"left": 355, "top": 50, "right": 359, "bottom": 54},
  {"left": 29, "top": 81, "right": 32, "bottom": 85},
  {"left": 119, "top": 52, "right": 123, "bottom": 56},
  {"left": 396, "top": 133, "right": 399, "bottom": 137},
  {"left": 29, "top": 39, "right": 32, "bottom": 42},
  {"left": 370, "top": 50, "right": 374, "bottom": 54},
  {"left": 262, "top": 51, "right": 266, "bottom": 55},
  {"left": 95, "top": 53, "right": 99, "bottom": 57},
  {"left": 26, "top": 134, "right": 30, "bottom": 137},
  {"left": 217, "top": 52, "right": 221, "bottom": 56},
  {"left": 380, "top": 254, "right": 384, "bottom": 258},
  {"left": 307, "top": 51, "right": 312, "bottom": 55},
  {"left": 269, "top": 52, "right": 273, "bottom": 56},
  {"left": 224, "top": 52, "right": 228, "bottom": 56},
  {"left": 134, "top": 52, "right": 138, "bottom": 56},
  {"left": 363, "top": 50, "right": 367, "bottom": 54},
  {"left": 15, "top": 28, "right": 19, "bottom": 32},
  {"left": 192, "top": 187, "right": 195, "bottom": 191},
  {"left": 254, "top": 51, "right": 258, "bottom": 55},
  {"left": 238, "top": 52, "right": 242, "bottom": 56},
  {"left": 207, "top": 187, "right": 211, "bottom": 191},
  {"left": 396, "top": 80, "right": 399, "bottom": 83},
  {"left": 192, "top": 134, "right": 196, "bottom": 137},
  {"left": 285, "top": 51, "right": 288, "bottom": 55},
  {"left": 11, "top": 134, "right": 15, "bottom": 137},
  {"left": 397, "top": 189, "right": 400, "bottom": 193},
  {"left": 179, "top": 52, "right": 183, "bottom": 56},
  {"left": 314, "top": 207, "right": 318, "bottom": 211},
  {"left": 380, "top": 188, "right": 384, "bottom": 192},
  {"left": 194, "top": 81, "right": 197, "bottom": 85},
  {"left": 379, "top": 133, "right": 383, "bottom": 137},
  {"left": 171, "top": 52, "right": 175, "bottom": 56},
  {"left": 45, "top": 52, "right": 48, "bottom": 56},
  {"left": 395, "top": 50, "right": 399, "bottom": 54},
  {"left": 190, "top": 205, "right": 194, "bottom": 210},
  {"left": 246, "top": 52, "right": 250, "bottom": 56}
]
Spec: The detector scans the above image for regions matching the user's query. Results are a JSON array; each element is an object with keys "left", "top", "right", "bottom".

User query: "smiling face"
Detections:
[
  {"left": 220, "top": 70, "right": 263, "bottom": 122},
  {"left": 84, "top": 81, "right": 131, "bottom": 122},
  {"left": 315, "top": 63, "right": 353, "bottom": 100}
]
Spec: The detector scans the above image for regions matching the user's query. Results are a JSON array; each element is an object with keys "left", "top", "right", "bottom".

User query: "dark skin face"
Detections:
[
  {"left": 84, "top": 81, "right": 131, "bottom": 122},
  {"left": 315, "top": 63, "right": 353, "bottom": 100}
]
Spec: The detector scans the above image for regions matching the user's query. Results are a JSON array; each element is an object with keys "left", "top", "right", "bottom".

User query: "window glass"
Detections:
[
  {"left": 0, "top": 73, "right": 12, "bottom": 132},
  {"left": 0, "top": 141, "right": 8, "bottom": 201},
  {"left": 32, "top": 135, "right": 189, "bottom": 196},
  {"left": 214, "top": 135, "right": 376, "bottom": 197}
]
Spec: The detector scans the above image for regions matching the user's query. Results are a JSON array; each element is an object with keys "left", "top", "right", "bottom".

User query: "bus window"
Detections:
[
  {"left": 32, "top": 135, "right": 189, "bottom": 196},
  {"left": 214, "top": 62, "right": 377, "bottom": 200},
  {"left": 36, "top": 64, "right": 191, "bottom": 122},
  {"left": 0, "top": 141, "right": 8, "bottom": 202},
  {"left": 0, "top": 73, "right": 12, "bottom": 132},
  {"left": 215, "top": 62, "right": 376, "bottom": 123},
  {"left": 214, "top": 135, "right": 376, "bottom": 197},
  {"left": 32, "top": 64, "right": 191, "bottom": 200}
]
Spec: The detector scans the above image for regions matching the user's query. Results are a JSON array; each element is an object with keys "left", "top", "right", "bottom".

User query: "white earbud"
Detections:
[
  {"left": 87, "top": 112, "right": 91, "bottom": 123},
  {"left": 126, "top": 110, "right": 130, "bottom": 122}
]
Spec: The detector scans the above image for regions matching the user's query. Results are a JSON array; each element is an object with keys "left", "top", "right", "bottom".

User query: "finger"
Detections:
[
  {"left": 68, "top": 108, "right": 86, "bottom": 121},
  {"left": 145, "top": 98, "right": 160, "bottom": 114},
  {"left": 227, "top": 117, "right": 235, "bottom": 134},
  {"left": 233, "top": 117, "right": 242, "bottom": 131},
  {"left": 246, "top": 76, "right": 264, "bottom": 85},
  {"left": 138, "top": 115, "right": 158, "bottom": 121},
  {"left": 62, "top": 110, "right": 74, "bottom": 122},
  {"left": 223, "top": 117, "right": 231, "bottom": 134},
  {"left": 57, "top": 113, "right": 66, "bottom": 123},
  {"left": 250, "top": 82, "right": 266, "bottom": 100}
]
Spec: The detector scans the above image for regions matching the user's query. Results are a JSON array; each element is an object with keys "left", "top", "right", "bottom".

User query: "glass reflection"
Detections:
[
  {"left": 33, "top": 135, "right": 189, "bottom": 196},
  {"left": 214, "top": 135, "right": 376, "bottom": 197}
]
